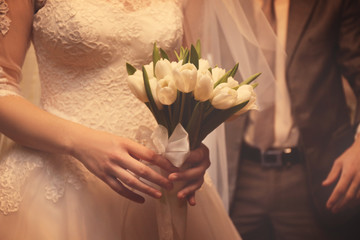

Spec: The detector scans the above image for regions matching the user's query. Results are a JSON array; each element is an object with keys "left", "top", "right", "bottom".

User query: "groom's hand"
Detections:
[
  {"left": 322, "top": 136, "right": 360, "bottom": 213},
  {"left": 168, "top": 144, "right": 210, "bottom": 206}
]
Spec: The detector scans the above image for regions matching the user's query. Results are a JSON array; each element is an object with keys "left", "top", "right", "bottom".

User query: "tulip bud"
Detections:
[
  {"left": 172, "top": 63, "right": 198, "bottom": 93},
  {"left": 155, "top": 59, "right": 172, "bottom": 79},
  {"left": 227, "top": 77, "right": 239, "bottom": 88},
  {"left": 194, "top": 69, "right": 213, "bottom": 102},
  {"left": 198, "top": 59, "right": 210, "bottom": 71},
  {"left": 211, "top": 83, "right": 238, "bottom": 109},
  {"left": 127, "top": 70, "right": 148, "bottom": 102},
  {"left": 211, "top": 67, "right": 226, "bottom": 82},
  {"left": 235, "top": 85, "right": 257, "bottom": 115},
  {"left": 144, "top": 62, "right": 154, "bottom": 79},
  {"left": 149, "top": 77, "right": 163, "bottom": 110},
  {"left": 157, "top": 75, "right": 177, "bottom": 105}
]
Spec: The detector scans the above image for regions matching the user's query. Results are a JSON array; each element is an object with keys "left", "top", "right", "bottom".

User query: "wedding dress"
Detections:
[{"left": 0, "top": 0, "right": 241, "bottom": 239}]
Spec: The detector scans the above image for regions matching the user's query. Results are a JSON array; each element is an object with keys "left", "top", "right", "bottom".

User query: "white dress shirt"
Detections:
[{"left": 245, "top": 0, "right": 300, "bottom": 149}]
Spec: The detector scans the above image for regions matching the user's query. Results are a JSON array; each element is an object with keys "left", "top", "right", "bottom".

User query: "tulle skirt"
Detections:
[{"left": 0, "top": 145, "right": 241, "bottom": 240}]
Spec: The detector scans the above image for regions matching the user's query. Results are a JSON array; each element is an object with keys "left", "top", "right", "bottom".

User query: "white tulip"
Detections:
[
  {"left": 227, "top": 77, "right": 239, "bottom": 88},
  {"left": 127, "top": 70, "right": 148, "bottom": 102},
  {"left": 235, "top": 85, "right": 257, "bottom": 115},
  {"left": 211, "top": 83, "right": 238, "bottom": 109},
  {"left": 194, "top": 69, "right": 213, "bottom": 102},
  {"left": 172, "top": 63, "right": 198, "bottom": 93},
  {"left": 155, "top": 59, "right": 172, "bottom": 79},
  {"left": 157, "top": 75, "right": 177, "bottom": 105},
  {"left": 211, "top": 67, "right": 226, "bottom": 83},
  {"left": 199, "top": 59, "right": 210, "bottom": 71},
  {"left": 144, "top": 62, "right": 154, "bottom": 79},
  {"left": 149, "top": 77, "right": 163, "bottom": 110}
]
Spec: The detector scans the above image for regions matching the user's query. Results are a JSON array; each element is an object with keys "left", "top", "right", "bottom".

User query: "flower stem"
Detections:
[
  {"left": 179, "top": 92, "right": 186, "bottom": 124},
  {"left": 168, "top": 105, "right": 173, "bottom": 132}
]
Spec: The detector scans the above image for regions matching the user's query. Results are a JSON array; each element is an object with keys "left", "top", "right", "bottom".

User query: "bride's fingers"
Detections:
[
  {"left": 117, "top": 155, "right": 173, "bottom": 190},
  {"left": 125, "top": 140, "right": 178, "bottom": 173},
  {"left": 105, "top": 176, "right": 145, "bottom": 203},
  {"left": 110, "top": 166, "right": 163, "bottom": 199}
]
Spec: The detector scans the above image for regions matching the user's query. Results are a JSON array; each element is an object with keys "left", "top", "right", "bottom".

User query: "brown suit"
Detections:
[{"left": 227, "top": 0, "right": 360, "bottom": 238}]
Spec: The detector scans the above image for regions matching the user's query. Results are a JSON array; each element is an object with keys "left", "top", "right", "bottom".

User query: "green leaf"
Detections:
[
  {"left": 126, "top": 63, "right": 137, "bottom": 75},
  {"left": 153, "top": 43, "right": 161, "bottom": 76},
  {"left": 174, "top": 50, "right": 181, "bottom": 61},
  {"left": 182, "top": 49, "right": 189, "bottom": 65},
  {"left": 171, "top": 90, "right": 182, "bottom": 131},
  {"left": 195, "top": 40, "right": 202, "bottom": 58},
  {"left": 186, "top": 101, "right": 205, "bottom": 149},
  {"left": 160, "top": 48, "right": 169, "bottom": 60},
  {"left": 190, "top": 44, "right": 199, "bottom": 69},
  {"left": 251, "top": 82, "right": 259, "bottom": 89},
  {"left": 180, "top": 46, "right": 186, "bottom": 58},
  {"left": 199, "top": 101, "right": 249, "bottom": 141},
  {"left": 229, "top": 63, "right": 239, "bottom": 77},
  {"left": 213, "top": 69, "right": 232, "bottom": 88},
  {"left": 143, "top": 66, "right": 167, "bottom": 127},
  {"left": 239, "top": 72, "right": 261, "bottom": 86},
  {"left": 213, "top": 63, "right": 240, "bottom": 88}
]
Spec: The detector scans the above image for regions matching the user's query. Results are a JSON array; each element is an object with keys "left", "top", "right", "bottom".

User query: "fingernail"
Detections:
[
  {"left": 169, "top": 174, "right": 178, "bottom": 181},
  {"left": 178, "top": 193, "right": 185, "bottom": 199},
  {"left": 155, "top": 191, "right": 162, "bottom": 198}
]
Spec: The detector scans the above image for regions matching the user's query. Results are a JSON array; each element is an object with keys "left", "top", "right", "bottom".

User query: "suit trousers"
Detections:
[{"left": 230, "top": 157, "right": 330, "bottom": 240}]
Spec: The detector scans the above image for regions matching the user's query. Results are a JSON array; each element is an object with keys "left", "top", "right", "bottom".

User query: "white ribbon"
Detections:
[
  {"left": 136, "top": 123, "right": 190, "bottom": 240},
  {"left": 151, "top": 124, "right": 190, "bottom": 167}
]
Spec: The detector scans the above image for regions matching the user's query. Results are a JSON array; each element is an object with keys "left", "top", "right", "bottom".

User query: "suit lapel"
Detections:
[{"left": 286, "top": 0, "right": 318, "bottom": 68}]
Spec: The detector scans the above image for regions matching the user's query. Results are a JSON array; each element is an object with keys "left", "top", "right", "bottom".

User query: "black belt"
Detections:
[{"left": 241, "top": 142, "right": 302, "bottom": 167}]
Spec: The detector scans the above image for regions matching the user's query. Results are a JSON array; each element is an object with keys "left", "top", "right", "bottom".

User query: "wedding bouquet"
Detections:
[
  {"left": 127, "top": 41, "right": 258, "bottom": 150},
  {"left": 126, "top": 41, "right": 259, "bottom": 240}
]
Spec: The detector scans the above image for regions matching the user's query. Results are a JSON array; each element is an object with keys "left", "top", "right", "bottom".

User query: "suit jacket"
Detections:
[{"left": 226, "top": 0, "right": 360, "bottom": 227}]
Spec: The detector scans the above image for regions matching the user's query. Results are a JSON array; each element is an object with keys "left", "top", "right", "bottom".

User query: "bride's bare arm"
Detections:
[
  {"left": 1, "top": 0, "right": 209, "bottom": 205},
  {"left": 0, "top": 0, "right": 177, "bottom": 203},
  {"left": 0, "top": 96, "right": 178, "bottom": 203}
]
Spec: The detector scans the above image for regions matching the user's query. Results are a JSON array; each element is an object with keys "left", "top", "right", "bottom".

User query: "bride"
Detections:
[{"left": 0, "top": 0, "right": 275, "bottom": 239}]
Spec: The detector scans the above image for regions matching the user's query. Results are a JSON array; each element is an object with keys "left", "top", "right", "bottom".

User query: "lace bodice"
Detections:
[
  {"left": 0, "top": 0, "right": 183, "bottom": 214},
  {"left": 33, "top": 0, "right": 183, "bottom": 136}
]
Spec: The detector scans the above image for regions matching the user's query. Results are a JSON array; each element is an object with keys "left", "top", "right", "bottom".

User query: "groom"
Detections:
[{"left": 226, "top": 0, "right": 360, "bottom": 239}]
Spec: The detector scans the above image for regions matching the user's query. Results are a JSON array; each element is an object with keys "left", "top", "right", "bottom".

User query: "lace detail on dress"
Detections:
[
  {"left": 0, "top": 147, "right": 43, "bottom": 215},
  {"left": 0, "top": 0, "right": 183, "bottom": 213},
  {"left": 0, "top": 0, "right": 10, "bottom": 36},
  {"left": 44, "top": 155, "right": 87, "bottom": 203},
  {"left": 117, "top": 0, "right": 180, "bottom": 12},
  {"left": 0, "top": 146, "right": 88, "bottom": 215}
]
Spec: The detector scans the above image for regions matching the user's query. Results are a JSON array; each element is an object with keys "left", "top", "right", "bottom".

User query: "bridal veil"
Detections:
[{"left": 183, "top": 0, "right": 283, "bottom": 209}]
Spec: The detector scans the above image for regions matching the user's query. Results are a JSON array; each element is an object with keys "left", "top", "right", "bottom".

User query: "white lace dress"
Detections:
[{"left": 0, "top": 0, "right": 241, "bottom": 239}]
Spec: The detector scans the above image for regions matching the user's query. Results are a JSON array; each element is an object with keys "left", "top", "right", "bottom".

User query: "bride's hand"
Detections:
[
  {"left": 168, "top": 144, "right": 210, "bottom": 206},
  {"left": 71, "top": 129, "right": 178, "bottom": 203}
]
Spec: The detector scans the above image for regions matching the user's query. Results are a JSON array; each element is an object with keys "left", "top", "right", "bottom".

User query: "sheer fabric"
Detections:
[
  {"left": 183, "top": 0, "right": 284, "bottom": 206},
  {"left": 0, "top": 0, "right": 34, "bottom": 97},
  {"left": 0, "top": 0, "right": 241, "bottom": 239}
]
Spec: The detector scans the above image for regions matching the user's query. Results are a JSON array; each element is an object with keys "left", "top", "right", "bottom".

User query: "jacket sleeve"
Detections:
[{"left": 338, "top": 0, "right": 360, "bottom": 124}]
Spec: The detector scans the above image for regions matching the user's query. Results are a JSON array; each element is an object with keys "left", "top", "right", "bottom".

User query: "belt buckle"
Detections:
[{"left": 261, "top": 149, "right": 283, "bottom": 167}]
